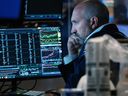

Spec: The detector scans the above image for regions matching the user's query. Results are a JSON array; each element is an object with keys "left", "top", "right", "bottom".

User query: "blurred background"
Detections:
[{"left": 0, "top": 0, "right": 127, "bottom": 93}]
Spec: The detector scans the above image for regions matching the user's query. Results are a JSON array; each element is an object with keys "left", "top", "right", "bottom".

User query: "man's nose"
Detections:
[
  {"left": 71, "top": 32, "right": 77, "bottom": 35},
  {"left": 71, "top": 27, "right": 77, "bottom": 34}
]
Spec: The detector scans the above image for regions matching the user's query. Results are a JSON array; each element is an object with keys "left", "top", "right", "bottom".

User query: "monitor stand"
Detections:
[
  {"left": 0, "top": 80, "right": 25, "bottom": 96},
  {"left": 9, "top": 80, "right": 26, "bottom": 95},
  {"left": 10, "top": 80, "right": 44, "bottom": 96},
  {"left": 11, "top": 80, "right": 17, "bottom": 92}
]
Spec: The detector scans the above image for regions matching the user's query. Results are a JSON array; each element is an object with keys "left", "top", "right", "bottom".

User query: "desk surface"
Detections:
[{"left": 0, "top": 90, "right": 117, "bottom": 96}]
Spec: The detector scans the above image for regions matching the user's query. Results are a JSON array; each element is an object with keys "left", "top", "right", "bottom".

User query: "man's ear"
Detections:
[{"left": 90, "top": 16, "right": 98, "bottom": 29}]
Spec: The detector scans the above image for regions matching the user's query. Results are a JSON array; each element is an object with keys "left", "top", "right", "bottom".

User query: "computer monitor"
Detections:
[
  {"left": 0, "top": 25, "right": 62, "bottom": 80},
  {"left": 117, "top": 24, "right": 128, "bottom": 37},
  {"left": 24, "top": 0, "right": 62, "bottom": 20},
  {"left": 0, "top": 0, "right": 24, "bottom": 27},
  {"left": 39, "top": 26, "right": 62, "bottom": 76}
]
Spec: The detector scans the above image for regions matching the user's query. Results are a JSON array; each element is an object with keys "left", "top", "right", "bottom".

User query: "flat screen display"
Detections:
[
  {"left": 0, "top": 26, "right": 62, "bottom": 80},
  {"left": 117, "top": 24, "right": 128, "bottom": 37},
  {"left": 0, "top": 0, "right": 24, "bottom": 27},
  {"left": 25, "top": 0, "right": 62, "bottom": 20}
]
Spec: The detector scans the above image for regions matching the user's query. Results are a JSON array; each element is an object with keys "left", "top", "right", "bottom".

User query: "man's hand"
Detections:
[{"left": 67, "top": 33, "right": 84, "bottom": 56}]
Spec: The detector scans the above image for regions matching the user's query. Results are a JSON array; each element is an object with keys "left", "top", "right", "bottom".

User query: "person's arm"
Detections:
[
  {"left": 58, "top": 32, "right": 85, "bottom": 88},
  {"left": 58, "top": 54, "right": 85, "bottom": 88}
]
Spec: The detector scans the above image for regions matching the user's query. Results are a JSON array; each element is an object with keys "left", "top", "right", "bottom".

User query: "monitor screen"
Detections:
[
  {"left": 0, "top": 26, "right": 62, "bottom": 80},
  {"left": 24, "top": 0, "right": 62, "bottom": 20},
  {"left": 117, "top": 24, "right": 128, "bottom": 37},
  {"left": 39, "top": 26, "right": 62, "bottom": 76},
  {"left": 0, "top": 0, "right": 24, "bottom": 27},
  {"left": 100, "top": 0, "right": 114, "bottom": 7}
]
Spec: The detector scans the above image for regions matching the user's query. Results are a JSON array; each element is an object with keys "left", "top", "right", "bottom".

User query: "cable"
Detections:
[
  {"left": 17, "top": 79, "right": 37, "bottom": 93},
  {"left": 17, "top": 80, "right": 22, "bottom": 86},
  {"left": 1, "top": 87, "right": 12, "bottom": 93},
  {"left": 0, "top": 81, "right": 5, "bottom": 91},
  {"left": 1, "top": 79, "right": 37, "bottom": 95},
  {"left": 0, "top": 80, "right": 22, "bottom": 93}
]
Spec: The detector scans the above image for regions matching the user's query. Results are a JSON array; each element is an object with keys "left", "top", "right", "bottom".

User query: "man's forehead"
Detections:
[{"left": 71, "top": 7, "right": 85, "bottom": 20}]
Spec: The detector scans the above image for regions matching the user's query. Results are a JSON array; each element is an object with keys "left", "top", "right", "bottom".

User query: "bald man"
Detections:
[{"left": 58, "top": 0, "right": 127, "bottom": 88}]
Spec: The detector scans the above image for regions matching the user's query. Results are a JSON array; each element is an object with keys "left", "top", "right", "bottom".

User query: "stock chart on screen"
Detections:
[
  {"left": 39, "top": 26, "right": 62, "bottom": 76},
  {"left": 0, "top": 26, "right": 62, "bottom": 80}
]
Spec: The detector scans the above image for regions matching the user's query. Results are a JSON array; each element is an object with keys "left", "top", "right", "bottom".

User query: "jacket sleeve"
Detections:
[{"left": 58, "top": 55, "right": 85, "bottom": 88}]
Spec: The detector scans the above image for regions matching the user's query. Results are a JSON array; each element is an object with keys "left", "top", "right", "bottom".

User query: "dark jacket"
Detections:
[{"left": 58, "top": 24, "right": 127, "bottom": 88}]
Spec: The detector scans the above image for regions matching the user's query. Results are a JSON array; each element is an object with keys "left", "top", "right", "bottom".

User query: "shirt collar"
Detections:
[{"left": 84, "top": 23, "right": 111, "bottom": 44}]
